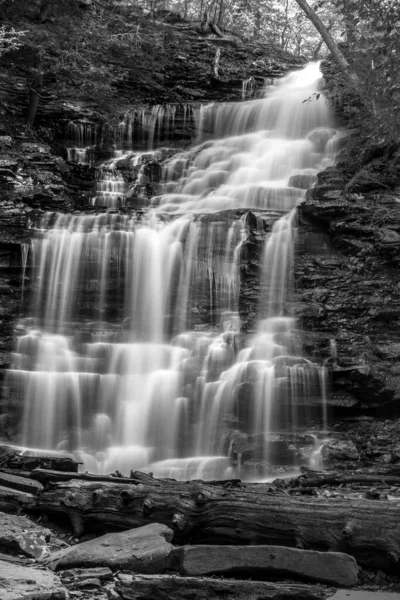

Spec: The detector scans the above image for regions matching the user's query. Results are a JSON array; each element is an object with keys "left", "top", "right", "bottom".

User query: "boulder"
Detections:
[
  {"left": 0, "top": 558, "right": 67, "bottom": 599},
  {"left": 168, "top": 545, "right": 359, "bottom": 587},
  {"left": 0, "top": 512, "right": 53, "bottom": 559},
  {"left": 0, "top": 136, "right": 12, "bottom": 150},
  {"left": 49, "top": 523, "right": 174, "bottom": 573},
  {"left": 327, "top": 439, "right": 360, "bottom": 462}
]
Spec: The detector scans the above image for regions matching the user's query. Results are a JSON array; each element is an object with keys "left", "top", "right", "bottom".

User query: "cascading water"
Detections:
[
  {"left": 66, "top": 122, "right": 98, "bottom": 165},
  {"left": 6, "top": 63, "right": 341, "bottom": 480}
]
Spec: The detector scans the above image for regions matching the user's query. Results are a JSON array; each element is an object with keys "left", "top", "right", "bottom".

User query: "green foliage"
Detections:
[
  {"left": 0, "top": 0, "right": 170, "bottom": 112},
  {"left": 0, "top": 25, "right": 27, "bottom": 57},
  {"left": 124, "top": 0, "right": 342, "bottom": 58},
  {"left": 314, "top": 0, "right": 400, "bottom": 141},
  {"left": 344, "top": 0, "right": 400, "bottom": 141}
]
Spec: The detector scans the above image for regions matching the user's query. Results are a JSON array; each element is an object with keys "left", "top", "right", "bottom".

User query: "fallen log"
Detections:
[
  {"left": 295, "top": 471, "right": 400, "bottom": 488},
  {"left": 1, "top": 471, "right": 397, "bottom": 572},
  {"left": 114, "top": 575, "right": 328, "bottom": 600},
  {"left": 0, "top": 446, "right": 80, "bottom": 473}
]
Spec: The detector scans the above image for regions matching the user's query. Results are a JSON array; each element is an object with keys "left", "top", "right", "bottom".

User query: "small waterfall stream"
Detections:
[{"left": 6, "top": 63, "right": 342, "bottom": 480}]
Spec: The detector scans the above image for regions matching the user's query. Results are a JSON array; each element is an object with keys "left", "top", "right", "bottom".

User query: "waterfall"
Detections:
[{"left": 6, "top": 63, "right": 341, "bottom": 480}]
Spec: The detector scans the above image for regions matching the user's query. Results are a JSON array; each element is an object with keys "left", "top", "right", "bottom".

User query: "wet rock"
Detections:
[
  {"left": 0, "top": 511, "right": 53, "bottom": 559},
  {"left": 74, "top": 577, "right": 102, "bottom": 588},
  {"left": 60, "top": 566, "right": 113, "bottom": 582},
  {"left": 115, "top": 574, "right": 326, "bottom": 600},
  {"left": 0, "top": 472, "right": 43, "bottom": 495},
  {"left": 0, "top": 558, "right": 68, "bottom": 599},
  {"left": 296, "top": 165, "right": 400, "bottom": 422},
  {"left": 326, "top": 439, "right": 360, "bottom": 462},
  {"left": 49, "top": 523, "right": 174, "bottom": 573},
  {"left": 168, "top": 544, "right": 359, "bottom": 587},
  {"left": 289, "top": 173, "right": 317, "bottom": 189},
  {"left": 0, "top": 136, "right": 12, "bottom": 149}
]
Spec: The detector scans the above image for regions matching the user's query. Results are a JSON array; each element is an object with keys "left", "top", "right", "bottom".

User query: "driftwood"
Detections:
[
  {"left": 0, "top": 469, "right": 399, "bottom": 572},
  {"left": 0, "top": 446, "right": 80, "bottom": 473},
  {"left": 294, "top": 468, "right": 400, "bottom": 490}
]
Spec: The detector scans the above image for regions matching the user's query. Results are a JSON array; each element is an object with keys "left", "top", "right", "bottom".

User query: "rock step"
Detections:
[
  {"left": 0, "top": 558, "right": 68, "bottom": 600},
  {"left": 115, "top": 574, "right": 327, "bottom": 600},
  {"left": 168, "top": 545, "right": 359, "bottom": 588},
  {"left": 49, "top": 523, "right": 174, "bottom": 573},
  {"left": 0, "top": 471, "right": 43, "bottom": 495}
]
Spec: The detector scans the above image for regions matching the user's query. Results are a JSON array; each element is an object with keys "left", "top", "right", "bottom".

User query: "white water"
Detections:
[{"left": 6, "top": 63, "right": 341, "bottom": 480}]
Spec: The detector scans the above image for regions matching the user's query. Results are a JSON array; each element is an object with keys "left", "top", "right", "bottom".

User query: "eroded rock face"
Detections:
[{"left": 296, "top": 165, "right": 400, "bottom": 417}]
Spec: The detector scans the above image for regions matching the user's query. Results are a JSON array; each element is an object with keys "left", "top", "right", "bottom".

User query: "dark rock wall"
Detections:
[{"left": 296, "top": 166, "right": 400, "bottom": 417}]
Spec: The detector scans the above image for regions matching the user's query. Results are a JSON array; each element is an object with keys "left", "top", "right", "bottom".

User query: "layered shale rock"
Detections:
[{"left": 297, "top": 165, "right": 400, "bottom": 417}]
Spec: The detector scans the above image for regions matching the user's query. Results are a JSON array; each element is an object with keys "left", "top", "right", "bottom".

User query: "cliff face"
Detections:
[{"left": 298, "top": 165, "right": 400, "bottom": 415}]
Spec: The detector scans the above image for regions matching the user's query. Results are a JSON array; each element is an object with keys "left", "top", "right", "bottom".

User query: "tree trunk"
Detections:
[
  {"left": 3, "top": 470, "right": 398, "bottom": 572},
  {"left": 312, "top": 20, "right": 333, "bottom": 60},
  {"left": 253, "top": 6, "right": 261, "bottom": 40},
  {"left": 213, "top": 47, "right": 221, "bottom": 78},
  {"left": 37, "top": 0, "right": 51, "bottom": 23},
  {"left": 200, "top": 11, "right": 209, "bottom": 32},
  {"left": 293, "top": 0, "right": 349, "bottom": 72},
  {"left": 280, "top": 0, "right": 289, "bottom": 48},
  {"left": 27, "top": 69, "right": 43, "bottom": 127},
  {"left": 217, "top": 0, "right": 224, "bottom": 27}
]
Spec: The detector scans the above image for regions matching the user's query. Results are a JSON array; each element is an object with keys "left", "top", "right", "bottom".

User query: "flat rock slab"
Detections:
[
  {"left": 0, "top": 472, "right": 43, "bottom": 495},
  {"left": 115, "top": 574, "right": 328, "bottom": 600},
  {"left": 168, "top": 545, "right": 359, "bottom": 587},
  {"left": 0, "top": 558, "right": 67, "bottom": 599},
  {"left": 0, "top": 512, "right": 52, "bottom": 559},
  {"left": 50, "top": 522, "right": 174, "bottom": 573},
  {"left": 328, "top": 592, "right": 400, "bottom": 600}
]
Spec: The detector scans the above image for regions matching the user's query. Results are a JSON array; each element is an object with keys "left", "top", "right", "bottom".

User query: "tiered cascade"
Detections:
[{"left": 7, "top": 63, "right": 341, "bottom": 480}]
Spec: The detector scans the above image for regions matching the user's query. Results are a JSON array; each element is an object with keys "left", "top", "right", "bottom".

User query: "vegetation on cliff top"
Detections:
[
  {"left": 1, "top": 0, "right": 400, "bottom": 181},
  {"left": 0, "top": 0, "right": 337, "bottom": 124}
]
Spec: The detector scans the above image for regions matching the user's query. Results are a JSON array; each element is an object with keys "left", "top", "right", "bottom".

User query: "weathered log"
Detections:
[
  {"left": 22, "top": 469, "right": 131, "bottom": 485},
  {"left": 296, "top": 472, "right": 400, "bottom": 488},
  {"left": 0, "top": 446, "right": 80, "bottom": 473},
  {"left": 115, "top": 575, "right": 328, "bottom": 600},
  {"left": 8, "top": 467, "right": 242, "bottom": 488},
  {"left": 4, "top": 471, "right": 398, "bottom": 572}
]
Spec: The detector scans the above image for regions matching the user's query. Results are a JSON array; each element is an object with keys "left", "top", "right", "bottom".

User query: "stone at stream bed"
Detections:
[
  {"left": 0, "top": 558, "right": 68, "bottom": 599},
  {"left": 115, "top": 574, "right": 327, "bottom": 600},
  {"left": 168, "top": 545, "right": 358, "bottom": 587},
  {"left": 326, "top": 439, "right": 360, "bottom": 462},
  {"left": 48, "top": 523, "right": 174, "bottom": 573},
  {"left": 60, "top": 566, "right": 113, "bottom": 582},
  {"left": 0, "top": 512, "right": 54, "bottom": 559}
]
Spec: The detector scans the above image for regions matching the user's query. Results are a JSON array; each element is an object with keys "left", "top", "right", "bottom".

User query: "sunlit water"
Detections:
[{"left": 6, "top": 63, "right": 341, "bottom": 480}]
